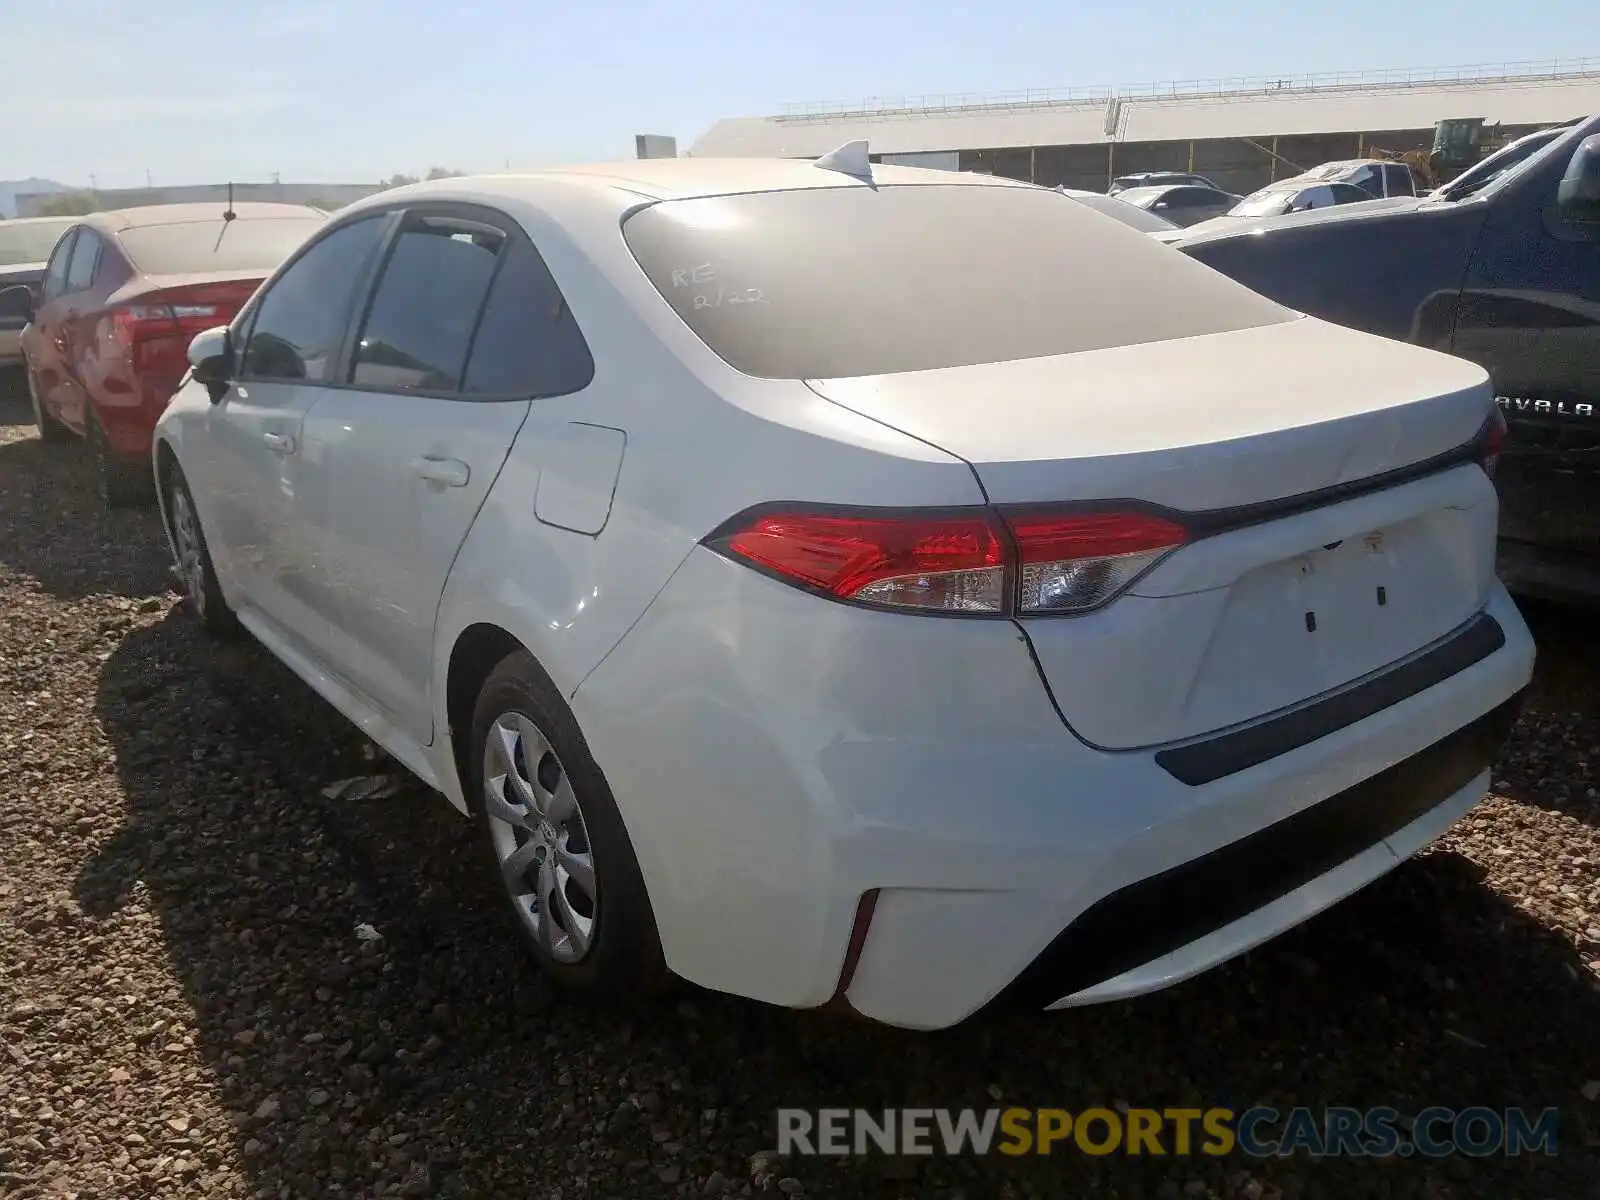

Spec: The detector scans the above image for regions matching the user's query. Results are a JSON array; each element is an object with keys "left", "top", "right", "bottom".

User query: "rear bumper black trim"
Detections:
[
  {"left": 990, "top": 694, "right": 1523, "bottom": 1013},
  {"left": 1155, "top": 613, "right": 1505, "bottom": 786}
]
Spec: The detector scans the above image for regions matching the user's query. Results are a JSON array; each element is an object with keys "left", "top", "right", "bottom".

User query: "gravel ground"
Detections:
[{"left": 1, "top": 377, "right": 1597, "bottom": 1199}]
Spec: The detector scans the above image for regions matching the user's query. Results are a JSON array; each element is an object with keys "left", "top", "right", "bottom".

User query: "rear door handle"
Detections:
[
  {"left": 411, "top": 455, "right": 470, "bottom": 488},
  {"left": 262, "top": 431, "right": 296, "bottom": 454}
]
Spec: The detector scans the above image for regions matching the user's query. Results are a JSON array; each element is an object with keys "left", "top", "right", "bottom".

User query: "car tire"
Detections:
[
  {"left": 88, "top": 409, "right": 155, "bottom": 509},
  {"left": 163, "top": 464, "right": 239, "bottom": 638},
  {"left": 470, "top": 649, "right": 667, "bottom": 999},
  {"left": 26, "top": 369, "right": 72, "bottom": 444}
]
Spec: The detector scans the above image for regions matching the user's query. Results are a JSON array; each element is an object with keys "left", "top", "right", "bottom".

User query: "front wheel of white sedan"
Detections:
[
  {"left": 164, "top": 466, "right": 239, "bottom": 638},
  {"left": 470, "top": 650, "right": 667, "bottom": 998}
]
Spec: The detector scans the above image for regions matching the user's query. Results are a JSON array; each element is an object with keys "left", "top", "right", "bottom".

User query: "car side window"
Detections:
[
  {"left": 462, "top": 235, "right": 595, "bottom": 397},
  {"left": 65, "top": 230, "right": 101, "bottom": 292},
  {"left": 42, "top": 229, "right": 79, "bottom": 302},
  {"left": 1349, "top": 166, "right": 1383, "bottom": 198},
  {"left": 1382, "top": 164, "right": 1413, "bottom": 196},
  {"left": 350, "top": 217, "right": 503, "bottom": 392},
  {"left": 241, "top": 215, "right": 387, "bottom": 383}
]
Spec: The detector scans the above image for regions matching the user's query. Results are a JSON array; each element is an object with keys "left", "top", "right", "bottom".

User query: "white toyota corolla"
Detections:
[{"left": 152, "top": 152, "right": 1534, "bottom": 1030}]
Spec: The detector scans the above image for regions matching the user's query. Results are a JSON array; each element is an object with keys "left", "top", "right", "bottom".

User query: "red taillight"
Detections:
[
  {"left": 709, "top": 506, "right": 1187, "bottom": 616},
  {"left": 1477, "top": 408, "right": 1507, "bottom": 479},
  {"left": 722, "top": 511, "right": 1008, "bottom": 613},
  {"left": 112, "top": 304, "right": 189, "bottom": 346},
  {"left": 109, "top": 282, "right": 257, "bottom": 348}
]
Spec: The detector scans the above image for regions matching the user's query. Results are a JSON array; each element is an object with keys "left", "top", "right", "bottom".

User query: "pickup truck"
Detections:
[{"left": 1171, "top": 115, "right": 1600, "bottom": 603}]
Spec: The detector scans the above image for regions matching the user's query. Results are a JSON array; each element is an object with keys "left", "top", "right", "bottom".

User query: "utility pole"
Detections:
[{"left": 146, "top": 168, "right": 152, "bottom": 187}]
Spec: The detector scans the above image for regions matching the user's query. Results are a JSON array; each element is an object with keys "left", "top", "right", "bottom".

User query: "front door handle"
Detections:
[
  {"left": 262, "top": 431, "right": 296, "bottom": 455},
  {"left": 411, "top": 455, "right": 470, "bottom": 488}
]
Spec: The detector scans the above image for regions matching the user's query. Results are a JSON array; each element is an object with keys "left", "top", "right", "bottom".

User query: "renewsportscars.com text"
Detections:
[{"left": 776, "top": 1106, "right": 1559, "bottom": 1159}]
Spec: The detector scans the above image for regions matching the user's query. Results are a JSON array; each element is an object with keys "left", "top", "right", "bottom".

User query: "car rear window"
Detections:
[
  {"left": 0, "top": 219, "right": 74, "bottom": 267},
  {"left": 116, "top": 216, "right": 326, "bottom": 275},
  {"left": 622, "top": 183, "right": 1293, "bottom": 380},
  {"left": 1231, "top": 188, "right": 1298, "bottom": 217}
]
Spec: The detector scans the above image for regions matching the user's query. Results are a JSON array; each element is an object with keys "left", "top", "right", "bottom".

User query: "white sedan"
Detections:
[{"left": 153, "top": 156, "right": 1534, "bottom": 1030}]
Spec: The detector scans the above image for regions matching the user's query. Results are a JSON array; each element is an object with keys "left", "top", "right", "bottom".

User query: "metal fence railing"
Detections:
[{"left": 772, "top": 58, "right": 1600, "bottom": 123}]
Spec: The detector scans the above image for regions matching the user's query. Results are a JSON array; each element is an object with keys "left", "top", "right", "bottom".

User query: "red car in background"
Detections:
[{"left": 5, "top": 202, "right": 326, "bottom": 505}]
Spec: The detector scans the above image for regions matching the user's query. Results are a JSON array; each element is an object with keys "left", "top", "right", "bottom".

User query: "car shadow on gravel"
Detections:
[
  {"left": 72, "top": 603, "right": 1600, "bottom": 1199},
  {"left": 1495, "top": 597, "right": 1600, "bottom": 830},
  {"left": 0, "top": 403, "right": 171, "bottom": 601}
]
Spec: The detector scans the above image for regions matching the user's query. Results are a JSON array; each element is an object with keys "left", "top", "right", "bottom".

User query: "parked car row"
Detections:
[
  {"left": 0, "top": 202, "right": 327, "bottom": 503},
  {"left": 1102, "top": 156, "right": 1419, "bottom": 235}
]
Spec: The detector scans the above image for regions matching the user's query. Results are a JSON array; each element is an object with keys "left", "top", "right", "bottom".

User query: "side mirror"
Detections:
[
  {"left": 1557, "top": 134, "right": 1600, "bottom": 224},
  {"left": 187, "top": 326, "right": 232, "bottom": 403},
  {"left": 0, "top": 284, "right": 36, "bottom": 324}
]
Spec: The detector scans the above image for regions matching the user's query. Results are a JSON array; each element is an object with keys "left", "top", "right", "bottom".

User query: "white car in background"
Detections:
[
  {"left": 153, "top": 155, "right": 1533, "bottom": 1030},
  {"left": 1294, "top": 158, "right": 1420, "bottom": 198},
  {"left": 0, "top": 216, "right": 75, "bottom": 368}
]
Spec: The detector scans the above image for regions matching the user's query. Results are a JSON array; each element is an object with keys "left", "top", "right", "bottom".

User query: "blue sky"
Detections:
[{"left": 2, "top": 0, "right": 1591, "bottom": 188}]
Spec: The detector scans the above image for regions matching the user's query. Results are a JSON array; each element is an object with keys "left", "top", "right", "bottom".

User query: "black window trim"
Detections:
[
  {"left": 64, "top": 228, "right": 103, "bottom": 294},
  {"left": 234, "top": 209, "right": 400, "bottom": 386},
  {"left": 234, "top": 199, "right": 593, "bottom": 403},
  {"left": 280, "top": 198, "right": 595, "bottom": 405},
  {"left": 339, "top": 203, "right": 517, "bottom": 401},
  {"left": 41, "top": 228, "right": 81, "bottom": 303},
  {"left": 352, "top": 199, "right": 593, "bottom": 403}
]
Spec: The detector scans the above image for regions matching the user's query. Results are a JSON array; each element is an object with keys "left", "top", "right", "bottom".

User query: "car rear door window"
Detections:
[
  {"left": 461, "top": 237, "right": 594, "bottom": 397},
  {"left": 1381, "top": 164, "right": 1414, "bottom": 196},
  {"left": 350, "top": 217, "right": 502, "bottom": 392},
  {"left": 1348, "top": 166, "right": 1383, "bottom": 198},
  {"left": 65, "top": 230, "right": 101, "bottom": 292},
  {"left": 1327, "top": 183, "right": 1373, "bottom": 206},
  {"left": 241, "top": 215, "right": 388, "bottom": 383},
  {"left": 41, "top": 230, "right": 78, "bottom": 302}
]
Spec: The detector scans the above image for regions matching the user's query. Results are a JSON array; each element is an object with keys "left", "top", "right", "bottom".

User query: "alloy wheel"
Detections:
[
  {"left": 482, "top": 710, "right": 598, "bottom": 963},
  {"left": 169, "top": 486, "right": 208, "bottom": 620}
]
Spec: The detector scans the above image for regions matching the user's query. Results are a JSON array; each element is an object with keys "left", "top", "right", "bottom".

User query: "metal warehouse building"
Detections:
[{"left": 691, "top": 60, "right": 1600, "bottom": 195}]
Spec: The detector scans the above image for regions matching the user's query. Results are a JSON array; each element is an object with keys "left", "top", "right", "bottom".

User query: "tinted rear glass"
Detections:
[
  {"left": 117, "top": 215, "right": 326, "bottom": 275},
  {"left": 0, "top": 219, "right": 74, "bottom": 267},
  {"left": 623, "top": 184, "right": 1292, "bottom": 379}
]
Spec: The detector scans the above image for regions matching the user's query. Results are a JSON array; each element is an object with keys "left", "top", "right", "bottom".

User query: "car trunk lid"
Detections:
[{"left": 807, "top": 317, "right": 1502, "bottom": 750}]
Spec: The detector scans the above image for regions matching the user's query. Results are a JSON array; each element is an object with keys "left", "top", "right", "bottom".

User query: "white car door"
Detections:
[
  {"left": 202, "top": 213, "right": 392, "bottom": 662},
  {"left": 301, "top": 207, "right": 594, "bottom": 742}
]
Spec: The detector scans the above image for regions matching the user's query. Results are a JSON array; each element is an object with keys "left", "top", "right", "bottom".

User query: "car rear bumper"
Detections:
[
  {"left": 574, "top": 553, "right": 1534, "bottom": 1030},
  {"left": 95, "top": 371, "right": 186, "bottom": 458}
]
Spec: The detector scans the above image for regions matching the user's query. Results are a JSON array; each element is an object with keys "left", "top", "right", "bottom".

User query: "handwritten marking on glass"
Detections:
[
  {"left": 670, "top": 264, "right": 716, "bottom": 288},
  {"left": 692, "top": 287, "right": 768, "bottom": 310}
]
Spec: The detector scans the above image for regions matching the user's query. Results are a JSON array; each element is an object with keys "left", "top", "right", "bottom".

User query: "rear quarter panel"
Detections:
[{"left": 427, "top": 189, "right": 984, "bottom": 796}]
